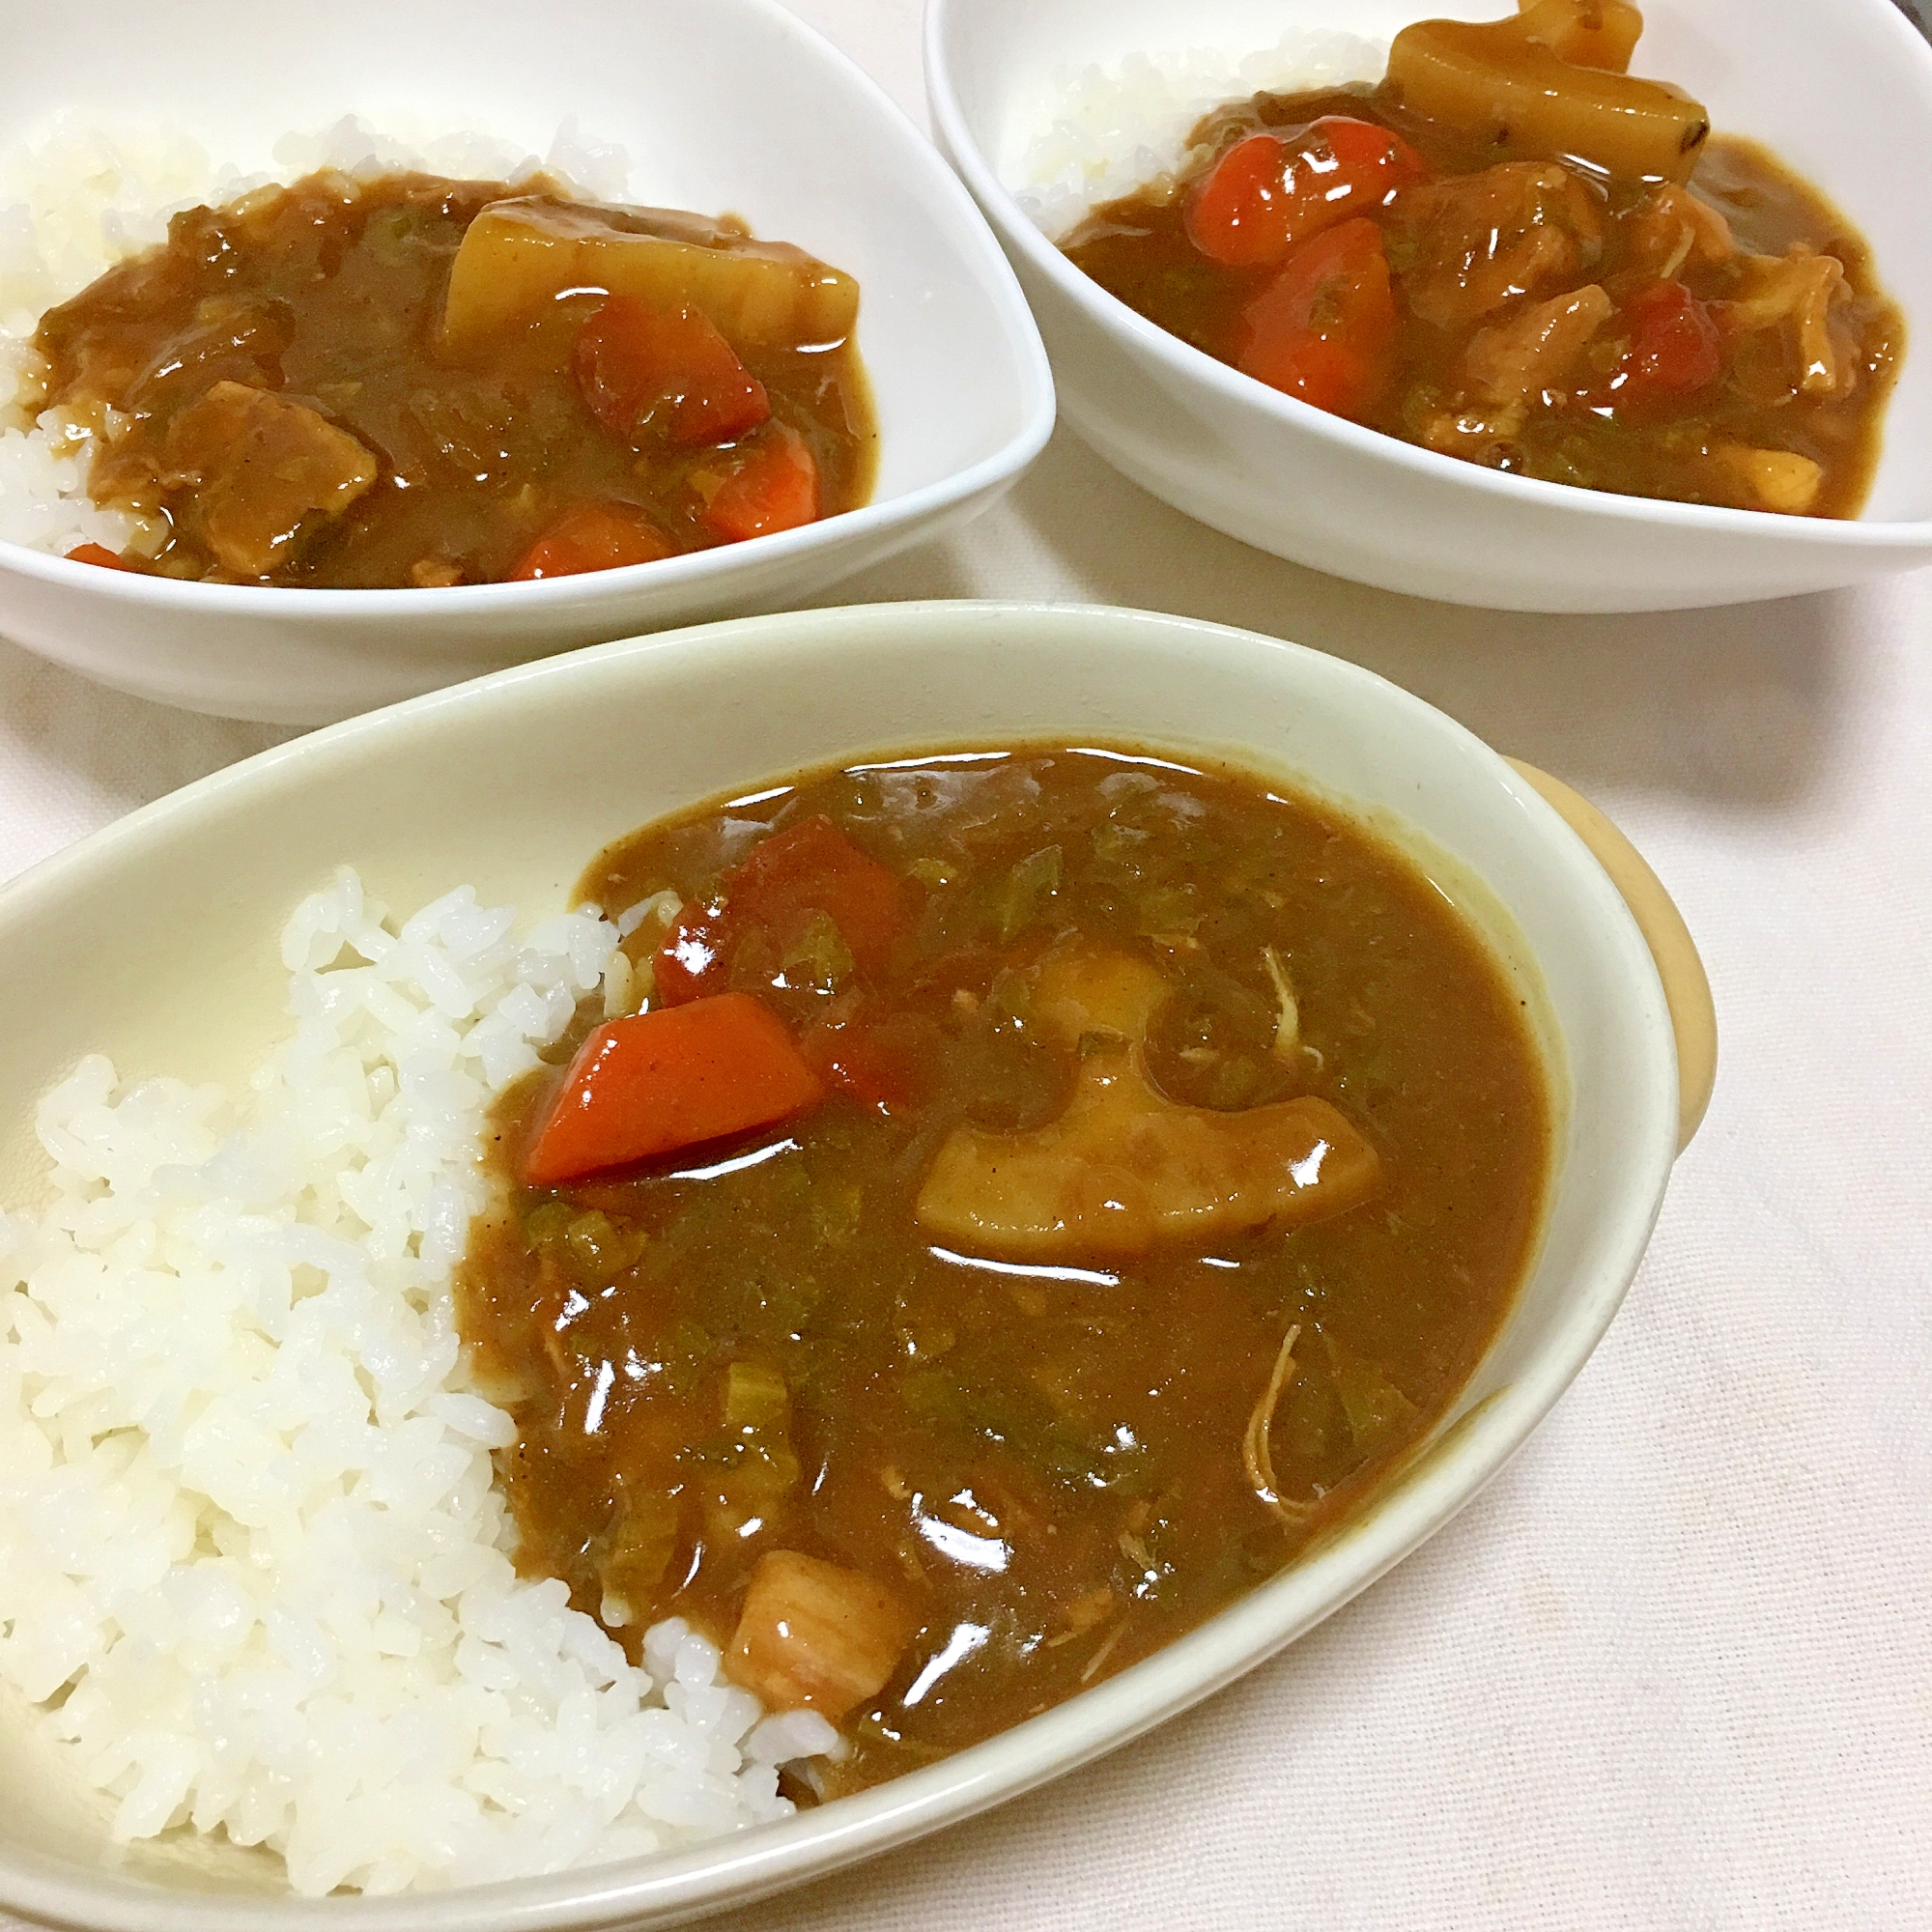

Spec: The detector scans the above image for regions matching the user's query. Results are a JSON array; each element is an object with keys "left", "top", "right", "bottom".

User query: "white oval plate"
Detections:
[{"left": 0, "top": 602, "right": 1678, "bottom": 1929}]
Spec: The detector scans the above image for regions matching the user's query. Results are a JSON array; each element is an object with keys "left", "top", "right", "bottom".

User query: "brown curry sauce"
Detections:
[
  {"left": 456, "top": 746, "right": 1550, "bottom": 1795},
  {"left": 35, "top": 171, "right": 875, "bottom": 586},
  {"left": 1063, "top": 37, "right": 1902, "bottom": 516}
]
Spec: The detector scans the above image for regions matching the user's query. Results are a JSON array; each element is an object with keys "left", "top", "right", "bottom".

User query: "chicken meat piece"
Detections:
[
  {"left": 1622, "top": 183, "right": 1735, "bottom": 281},
  {"left": 1414, "top": 402, "right": 1525, "bottom": 464},
  {"left": 1462, "top": 282, "right": 1614, "bottom": 405},
  {"left": 1394, "top": 161, "right": 1605, "bottom": 328},
  {"left": 1411, "top": 282, "right": 1612, "bottom": 463},
  {"left": 161, "top": 381, "right": 379, "bottom": 576},
  {"left": 727, "top": 1551, "right": 916, "bottom": 1719},
  {"left": 914, "top": 951, "right": 1381, "bottom": 1261},
  {"left": 1721, "top": 248, "right": 1855, "bottom": 397}
]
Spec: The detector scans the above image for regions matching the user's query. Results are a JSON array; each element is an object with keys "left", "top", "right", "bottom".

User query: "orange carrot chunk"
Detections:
[
  {"left": 1235, "top": 218, "right": 1400, "bottom": 420},
  {"left": 1611, "top": 279, "right": 1722, "bottom": 409},
  {"left": 66, "top": 543, "right": 138, "bottom": 571},
  {"left": 703, "top": 424, "right": 819, "bottom": 544},
  {"left": 653, "top": 815, "right": 911, "bottom": 1007},
  {"left": 800, "top": 1007, "right": 933, "bottom": 1113},
  {"left": 1184, "top": 120, "right": 1427, "bottom": 270},
  {"left": 524, "top": 993, "right": 824, "bottom": 1185},
  {"left": 1184, "top": 133, "right": 1296, "bottom": 270},
  {"left": 509, "top": 500, "right": 674, "bottom": 582},
  {"left": 575, "top": 295, "right": 771, "bottom": 449}
]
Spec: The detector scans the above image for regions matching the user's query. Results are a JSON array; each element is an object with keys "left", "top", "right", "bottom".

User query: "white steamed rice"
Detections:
[
  {"left": 0, "top": 869, "right": 834, "bottom": 1895},
  {"left": 1009, "top": 30, "right": 1387, "bottom": 242},
  {"left": 0, "top": 115, "right": 631, "bottom": 561}
]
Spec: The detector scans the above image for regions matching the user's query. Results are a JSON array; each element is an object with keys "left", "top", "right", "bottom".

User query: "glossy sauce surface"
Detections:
[
  {"left": 458, "top": 747, "right": 1550, "bottom": 1793},
  {"left": 36, "top": 171, "right": 875, "bottom": 585}
]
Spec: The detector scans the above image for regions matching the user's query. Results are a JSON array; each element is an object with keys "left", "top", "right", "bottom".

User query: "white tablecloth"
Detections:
[{"left": 3, "top": 5, "right": 1926, "bottom": 1925}]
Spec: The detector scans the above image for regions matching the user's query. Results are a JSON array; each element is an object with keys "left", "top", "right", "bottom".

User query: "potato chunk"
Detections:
[
  {"left": 1713, "top": 444, "right": 1824, "bottom": 515},
  {"left": 1387, "top": 13, "right": 1709, "bottom": 183},
  {"left": 1516, "top": 0, "right": 1643, "bottom": 72},
  {"left": 160, "top": 381, "right": 378, "bottom": 577},
  {"left": 727, "top": 1551, "right": 915, "bottom": 1720},
  {"left": 915, "top": 952, "right": 1381, "bottom": 1260},
  {"left": 441, "top": 197, "right": 859, "bottom": 355}
]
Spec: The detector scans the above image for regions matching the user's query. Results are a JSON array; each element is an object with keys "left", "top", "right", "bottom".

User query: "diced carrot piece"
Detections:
[
  {"left": 728, "top": 817, "right": 909, "bottom": 973},
  {"left": 575, "top": 295, "right": 771, "bottom": 448},
  {"left": 509, "top": 500, "right": 674, "bottom": 582},
  {"left": 1184, "top": 120, "right": 1427, "bottom": 270},
  {"left": 800, "top": 1009, "right": 933, "bottom": 1112},
  {"left": 653, "top": 815, "right": 911, "bottom": 1008},
  {"left": 727, "top": 1550, "right": 916, "bottom": 1719},
  {"left": 1610, "top": 279, "right": 1722, "bottom": 409},
  {"left": 1185, "top": 133, "right": 1297, "bottom": 269},
  {"left": 1235, "top": 218, "right": 1400, "bottom": 419},
  {"left": 702, "top": 425, "right": 819, "bottom": 544},
  {"left": 66, "top": 543, "right": 138, "bottom": 571},
  {"left": 1318, "top": 116, "right": 1428, "bottom": 193},
  {"left": 523, "top": 992, "right": 823, "bottom": 1185}
]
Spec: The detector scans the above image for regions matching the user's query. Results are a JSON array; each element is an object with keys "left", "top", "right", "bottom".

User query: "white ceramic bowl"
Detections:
[
  {"left": 0, "top": 601, "right": 1709, "bottom": 1929},
  {"left": 926, "top": 0, "right": 1932, "bottom": 611},
  {"left": 0, "top": 0, "right": 1054, "bottom": 724}
]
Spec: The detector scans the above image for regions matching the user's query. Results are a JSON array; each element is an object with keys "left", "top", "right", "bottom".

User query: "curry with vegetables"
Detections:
[
  {"left": 1063, "top": 0, "right": 1902, "bottom": 516},
  {"left": 457, "top": 745, "right": 1551, "bottom": 1793},
  {"left": 37, "top": 171, "right": 874, "bottom": 585}
]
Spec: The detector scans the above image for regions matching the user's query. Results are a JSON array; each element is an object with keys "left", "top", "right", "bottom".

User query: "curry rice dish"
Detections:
[
  {"left": 1061, "top": 0, "right": 1902, "bottom": 516},
  {"left": 19, "top": 146, "right": 874, "bottom": 586},
  {"left": 1, "top": 740, "right": 1551, "bottom": 1890}
]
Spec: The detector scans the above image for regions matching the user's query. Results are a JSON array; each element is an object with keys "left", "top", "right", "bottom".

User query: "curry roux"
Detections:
[{"left": 455, "top": 746, "right": 1551, "bottom": 1795}]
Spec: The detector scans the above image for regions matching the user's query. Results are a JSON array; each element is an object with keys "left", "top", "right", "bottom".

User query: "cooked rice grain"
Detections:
[
  {"left": 0, "top": 869, "right": 831, "bottom": 1894},
  {"left": 1009, "top": 31, "right": 1386, "bottom": 240}
]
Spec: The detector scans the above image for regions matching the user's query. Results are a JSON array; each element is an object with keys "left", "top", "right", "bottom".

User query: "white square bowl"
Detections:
[
  {"left": 927, "top": 0, "right": 1932, "bottom": 611},
  {"left": 0, "top": 0, "right": 1054, "bottom": 722}
]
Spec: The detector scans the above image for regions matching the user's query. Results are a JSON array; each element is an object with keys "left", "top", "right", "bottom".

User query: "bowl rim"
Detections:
[
  {"left": 0, "top": 0, "right": 1057, "bottom": 607},
  {"left": 0, "top": 598, "right": 1678, "bottom": 1932},
  {"left": 923, "top": 0, "right": 1932, "bottom": 545}
]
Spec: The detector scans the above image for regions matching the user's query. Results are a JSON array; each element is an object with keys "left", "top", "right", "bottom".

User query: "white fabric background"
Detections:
[{"left": 2, "top": 3, "right": 1927, "bottom": 1924}]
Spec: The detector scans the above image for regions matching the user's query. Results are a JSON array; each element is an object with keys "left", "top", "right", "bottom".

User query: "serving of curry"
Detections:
[
  {"left": 36, "top": 171, "right": 874, "bottom": 585},
  {"left": 457, "top": 745, "right": 1550, "bottom": 1796},
  {"left": 1062, "top": 0, "right": 1903, "bottom": 516}
]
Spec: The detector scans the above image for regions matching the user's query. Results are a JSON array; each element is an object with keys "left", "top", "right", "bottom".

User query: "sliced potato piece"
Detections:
[
  {"left": 914, "top": 952, "right": 1381, "bottom": 1260},
  {"left": 1516, "top": 0, "right": 1644, "bottom": 72},
  {"left": 440, "top": 196, "right": 860, "bottom": 355},
  {"left": 1387, "top": 14, "right": 1709, "bottom": 182},
  {"left": 1713, "top": 444, "right": 1824, "bottom": 515}
]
